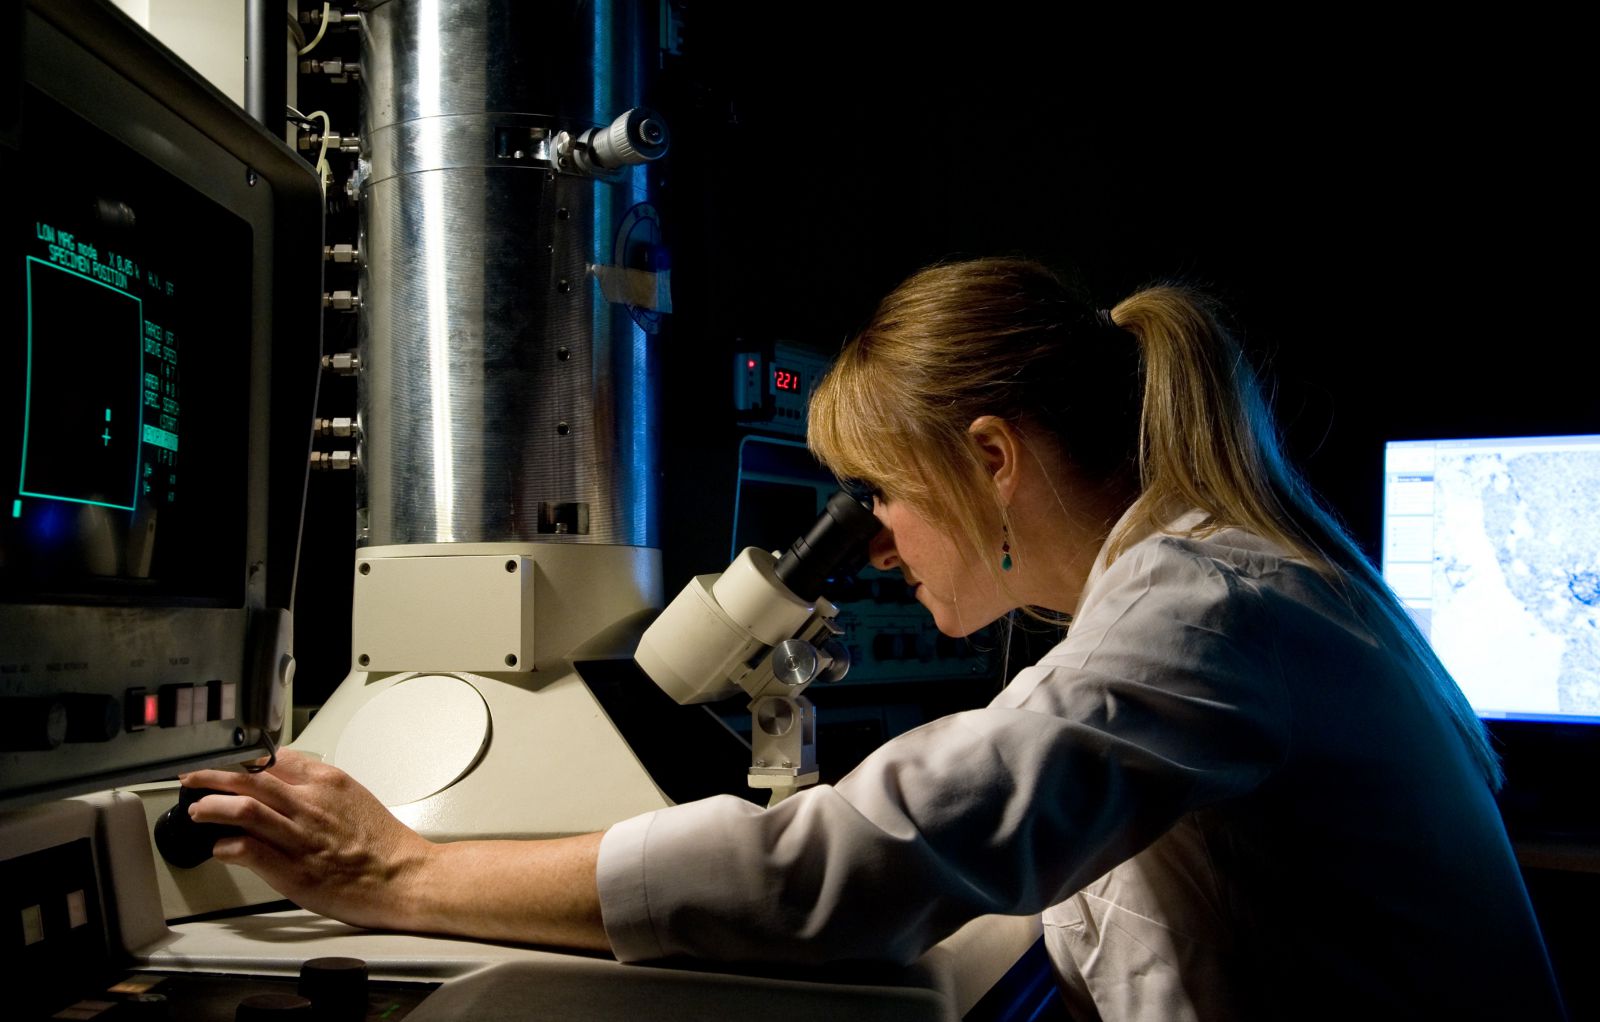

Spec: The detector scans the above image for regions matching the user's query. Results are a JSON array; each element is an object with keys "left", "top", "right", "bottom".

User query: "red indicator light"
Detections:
[
  {"left": 747, "top": 359, "right": 756, "bottom": 369},
  {"left": 143, "top": 694, "right": 159, "bottom": 726}
]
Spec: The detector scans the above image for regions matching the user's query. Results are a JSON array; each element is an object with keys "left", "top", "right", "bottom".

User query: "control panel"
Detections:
[
  {"left": 828, "top": 574, "right": 995, "bottom": 685},
  {"left": 733, "top": 342, "right": 829, "bottom": 436},
  {"left": 0, "top": 605, "right": 285, "bottom": 810},
  {"left": 0, "top": 797, "right": 435, "bottom": 1020}
]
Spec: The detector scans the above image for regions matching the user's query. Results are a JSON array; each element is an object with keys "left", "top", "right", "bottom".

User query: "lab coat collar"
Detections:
[{"left": 1073, "top": 503, "right": 1209, "bottom": 619}]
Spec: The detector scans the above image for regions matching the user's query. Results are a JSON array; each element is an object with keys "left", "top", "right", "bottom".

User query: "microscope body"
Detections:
[
  {"left": 637, "top": 490, "right": 878, "bottom": 804},
  {"left": 637, "top": 547, "right": 847, "bottom": 801}
]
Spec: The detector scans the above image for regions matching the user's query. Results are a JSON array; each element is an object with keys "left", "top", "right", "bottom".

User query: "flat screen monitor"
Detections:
[{"left": 1382, "top": 433, "right": 1600, "bottom": 726}]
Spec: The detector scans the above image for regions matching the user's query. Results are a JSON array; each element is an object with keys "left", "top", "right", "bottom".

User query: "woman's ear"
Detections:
[{"left": 968, "top": 416, "right": 1023, "bottom": 504}]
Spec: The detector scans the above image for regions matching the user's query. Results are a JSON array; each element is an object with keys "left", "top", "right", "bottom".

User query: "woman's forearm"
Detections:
[{"left": 402, "top": 832, "right": 610, "bottom": 951}]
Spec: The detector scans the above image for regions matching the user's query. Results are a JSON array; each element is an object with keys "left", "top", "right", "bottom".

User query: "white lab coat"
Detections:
[{"left": 598, "top": 512, "right": 1563, "bottom": 1019}]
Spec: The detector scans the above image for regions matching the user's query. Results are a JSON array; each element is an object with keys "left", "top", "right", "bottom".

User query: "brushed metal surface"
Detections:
[{"left": 356, "top": 0, "right": 658, "bottom": 547}]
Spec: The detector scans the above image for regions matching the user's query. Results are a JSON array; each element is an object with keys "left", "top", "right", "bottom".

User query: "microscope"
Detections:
[{"left": 637, "top": 491, "right": 881, "bottom": 804}]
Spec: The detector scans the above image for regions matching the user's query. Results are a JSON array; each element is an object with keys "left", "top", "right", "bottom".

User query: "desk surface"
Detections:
[{"left": 143, "top": 908, "right": 1043, "bottom": 1021}]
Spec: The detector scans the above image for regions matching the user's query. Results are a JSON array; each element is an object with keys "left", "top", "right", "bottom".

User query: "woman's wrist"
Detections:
[{"left": 384, "top": 833, "right": 448, "bottom": 934}]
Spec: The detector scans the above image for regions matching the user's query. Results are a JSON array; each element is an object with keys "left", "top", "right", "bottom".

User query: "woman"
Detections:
[{"left": 186, "top": 259, "right": 1563, "bottom": 1018}]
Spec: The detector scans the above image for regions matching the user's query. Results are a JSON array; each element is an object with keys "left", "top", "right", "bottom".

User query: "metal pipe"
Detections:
[{"left": 243, "top": 0, "right": 284, "bottom": 129}]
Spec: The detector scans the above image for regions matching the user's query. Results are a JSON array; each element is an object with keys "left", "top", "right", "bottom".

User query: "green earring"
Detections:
[{"left": 1001, "top": 536, "right": 1013, "bottom": 572}]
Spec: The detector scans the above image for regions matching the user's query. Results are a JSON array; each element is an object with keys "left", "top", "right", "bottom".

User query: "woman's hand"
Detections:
[
  {"left": 181, "top": 751, "right": 434, "bottom": 932},
  {"left": 181, "top": 751, "right": 611, "bottom": 951}
]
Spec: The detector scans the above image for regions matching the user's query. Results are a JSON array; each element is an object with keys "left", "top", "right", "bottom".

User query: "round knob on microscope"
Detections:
[
  {"left": 771, "top": 638, "right": 820, "bottom": 688},
  {"left": 817, "top": 639, "right": 852, "bottom": 684},
  {"left": 298, "top": 956, "right": 370, "bottom": 1019},
  {"left": 235, "top": 992, "right": 313, "bottom": 1019}
]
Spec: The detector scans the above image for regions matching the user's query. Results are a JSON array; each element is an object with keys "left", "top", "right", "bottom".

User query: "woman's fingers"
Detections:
[
  {"left": 179, "top": 766, "right": 252, "bottom": 794},
  {"left": 180, "top": 766, "right": 303, "bottom": 819},
  {"left": 178, "top": 754, "right": 431, "bottom": 932},
  {"left": 211, "top": 833, "right": 302, "bottom": 887},
  {"left": 190, "top": 791, "right": 305, "bottom": 851},
  {"left": 258, "top": 749, "right": 322, "bottom": 783}
]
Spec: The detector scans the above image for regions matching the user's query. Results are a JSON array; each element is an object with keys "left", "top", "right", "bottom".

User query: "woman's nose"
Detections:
[{"left": 868, "top": 524, "right": 899, "bottom": 571}]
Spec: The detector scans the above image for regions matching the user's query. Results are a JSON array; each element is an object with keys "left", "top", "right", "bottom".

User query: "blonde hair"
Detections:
[{"left": 809, "top": 257, "right": 1501, "bottom": 788}]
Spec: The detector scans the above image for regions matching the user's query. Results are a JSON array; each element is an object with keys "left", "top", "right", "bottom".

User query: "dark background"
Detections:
[{"left": 655, "top": 7, "right": 1590, "bottom": 578}]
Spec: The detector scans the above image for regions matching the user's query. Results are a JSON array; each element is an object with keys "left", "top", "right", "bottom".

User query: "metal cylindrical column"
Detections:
[{"left": 356, "top": 0, "right": 659, "bottom": 548}]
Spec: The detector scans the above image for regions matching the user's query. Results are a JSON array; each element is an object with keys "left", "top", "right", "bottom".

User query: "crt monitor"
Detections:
[
  {"left": 0, "top": 0, "right": 322, "bottom": 809},
  {"left": 1381, "top": 433, "right": 1600, "bottom": 726}
]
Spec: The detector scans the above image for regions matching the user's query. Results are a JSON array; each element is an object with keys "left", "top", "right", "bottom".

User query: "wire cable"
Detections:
[
  {"left": 306, "top": 109, "right": 332, "bottom": 196},
  {"left": 244, "top": 727, "right": 279, "bottom": 773},
  {"left": 298, "top": 3, "right": 330, "bottom": 55}
]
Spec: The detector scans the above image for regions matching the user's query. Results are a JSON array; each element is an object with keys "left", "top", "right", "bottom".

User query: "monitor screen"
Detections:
[
  {"left": 2, "top": 88, "right": 252, "bottom": 607},
  {"left": 1382, "top": 434, "right": 1600, "bottom": 725}
]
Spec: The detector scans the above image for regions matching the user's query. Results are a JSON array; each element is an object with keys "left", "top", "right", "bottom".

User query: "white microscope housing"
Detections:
[{"left": 636, "top": 491, "right": 880, "bottom": 803}]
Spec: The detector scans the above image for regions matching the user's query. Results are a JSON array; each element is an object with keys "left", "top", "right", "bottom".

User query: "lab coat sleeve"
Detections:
[{"left": 597, "top": 536, "right": 1291, "bottom": 965}]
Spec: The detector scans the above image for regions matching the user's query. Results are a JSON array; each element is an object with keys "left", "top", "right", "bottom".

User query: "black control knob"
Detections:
[
  {"left": 63, "top": 694, "right": 121, "bottom": 742},
  {"left": 154, "top": 786, "right": 244, "bottom": 868},
  {"left": 299, "top": 956, "right": 370, "bottom": 1020},
  {"left": 0, "top": 697, "right": 66, "bottom": 751},
  {"left": 236, "top": 992, "right": 313, "bottom": 1019}
]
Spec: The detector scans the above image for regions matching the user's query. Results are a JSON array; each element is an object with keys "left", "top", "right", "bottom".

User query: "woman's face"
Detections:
[{"left": 867, "top": 496, "right": 1010, "bottom": 637}]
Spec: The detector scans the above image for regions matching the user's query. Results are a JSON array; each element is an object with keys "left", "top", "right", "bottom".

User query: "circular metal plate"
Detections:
[{"left": 333, "top": 674, "right": 490, "bottom": 806}]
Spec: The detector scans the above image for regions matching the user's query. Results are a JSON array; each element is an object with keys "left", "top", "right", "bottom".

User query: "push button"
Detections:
[
  {"left": 205, "top": 679, "right": 238, "bottom": 721},
  {"left": 157, "top": 684, "right": 195, "bottom": 727}
]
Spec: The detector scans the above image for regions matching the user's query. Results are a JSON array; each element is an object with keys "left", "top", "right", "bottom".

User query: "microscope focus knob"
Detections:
[
  {"left": 771, "top": 639, "right": 820, "bottom": 688},
  {"left": 817, "top": 639, "right": 852, "bottom": 684}
]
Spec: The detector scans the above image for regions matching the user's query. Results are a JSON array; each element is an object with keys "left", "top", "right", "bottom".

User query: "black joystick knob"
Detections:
[
  {"left": 299, "top": 956, "right": 370, "bottom": 1020},
  {"left": 236, "top": 992, "right": 312, "bottom": 1019},
  {"left": 154, "top": 786, "right": 244, "bottom": 868}
]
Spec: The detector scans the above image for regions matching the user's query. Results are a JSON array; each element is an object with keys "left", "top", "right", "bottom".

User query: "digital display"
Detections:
[
  {"left": 1382, "top": 434, "right": 1600, "bottom": 725},
  {"left": 2, "top": 89, "right": 252, "bottom": 605},
  {"left": 773, "top": 367, "right": 802, "bottom": 393}
]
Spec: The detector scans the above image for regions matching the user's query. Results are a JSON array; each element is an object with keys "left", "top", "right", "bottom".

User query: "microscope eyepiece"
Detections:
[{"left": 774, "top": 491, "right": 882, "bottom": 602}]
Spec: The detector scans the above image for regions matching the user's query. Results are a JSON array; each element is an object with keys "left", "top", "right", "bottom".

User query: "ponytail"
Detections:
[{"left": 1110, "top": 286, "right": 1503, "bottom": 789}]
